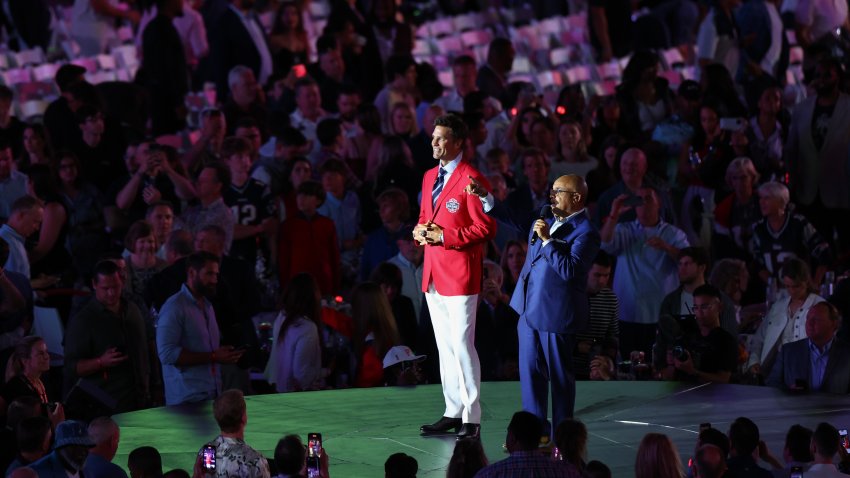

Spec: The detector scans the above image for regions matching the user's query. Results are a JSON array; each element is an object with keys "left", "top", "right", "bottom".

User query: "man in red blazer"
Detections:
[{"left": 414, "top": 113, "right": 496, "bottom": 440}]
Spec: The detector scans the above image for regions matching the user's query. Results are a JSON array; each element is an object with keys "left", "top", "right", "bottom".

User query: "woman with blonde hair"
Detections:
[
  {"left": 635, "top": 432, "right": 685, "bottom": 478},
  {"left": 713, "top": 156, "right": 762, "bottom": 260},
  {"left": 550, "top": 120, "right": 599, "bottom": 182},
  {"left": 1, "top": 336, "right": 65, "bottom": 425},
  {"left": 352, "top": 281, "right": 401, "bottom": 387}
]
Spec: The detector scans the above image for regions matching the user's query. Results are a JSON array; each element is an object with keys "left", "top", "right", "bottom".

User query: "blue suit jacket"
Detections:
[
  {"left": 502, "top": 209, "right": 600, "bottom": 334},
  {"left": 767, "top": 337, "right": 850, "bottom": 394}
]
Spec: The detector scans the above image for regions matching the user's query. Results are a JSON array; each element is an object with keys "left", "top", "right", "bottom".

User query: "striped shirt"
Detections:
[{"left": 573, "top": 288, "right": 619, "bottom": 376}]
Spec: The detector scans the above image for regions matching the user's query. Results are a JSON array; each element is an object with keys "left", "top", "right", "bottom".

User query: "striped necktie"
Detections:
[{"left": 432, "top": 167, "right": 447, "bottom": 209}]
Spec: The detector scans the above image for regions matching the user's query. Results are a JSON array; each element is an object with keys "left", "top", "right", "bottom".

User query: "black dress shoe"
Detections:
[
  {"left": 456, "top": 423, "right": 480, "bottom": 440},
  {"left": 420, "top": 417, "right": 462, "bottom": 434}
]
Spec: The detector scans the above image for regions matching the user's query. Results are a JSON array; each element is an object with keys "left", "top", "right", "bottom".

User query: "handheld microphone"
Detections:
[{"left": 530, "top": 205, "right": 552, "bottom": 246}]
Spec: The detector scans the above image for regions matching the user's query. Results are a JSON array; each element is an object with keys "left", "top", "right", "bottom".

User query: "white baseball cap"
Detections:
[{"left": 382, "top": 346, "right": 426, "bottom": 369}]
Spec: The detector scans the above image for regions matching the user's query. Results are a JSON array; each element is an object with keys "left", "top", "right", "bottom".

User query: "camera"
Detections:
[{"left": 672, "top": 346, "right": 690, "bottom": 362}]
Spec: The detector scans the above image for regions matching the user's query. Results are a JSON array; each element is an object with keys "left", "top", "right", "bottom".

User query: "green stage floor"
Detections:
[{"left": 113, "top": 381, "right": 850, "bottom": 477}]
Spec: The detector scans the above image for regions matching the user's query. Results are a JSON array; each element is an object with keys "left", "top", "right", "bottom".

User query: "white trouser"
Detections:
[{"left": 425, "top": 286, "right": 481, "bottom": 424}]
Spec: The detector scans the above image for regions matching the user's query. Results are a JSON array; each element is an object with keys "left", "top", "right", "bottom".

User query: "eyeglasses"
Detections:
[{"left": 550, "top": 189, "right": 578, "bottom": 196}]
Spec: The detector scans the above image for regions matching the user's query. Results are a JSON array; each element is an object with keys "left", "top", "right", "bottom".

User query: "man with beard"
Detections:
[
  {"left": 29, "top": 420, "right": 94, "bottom": 478},
  {"left": 157, "top": 251, "right": 243, "bottom": 405}
]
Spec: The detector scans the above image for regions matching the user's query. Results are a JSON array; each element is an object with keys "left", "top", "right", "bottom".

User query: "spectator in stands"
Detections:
[
  {"left": 713, "top": 157, "right": 762, "bottom": 262},
  {"left": 336, "top": 84, "right": 362, "bottom": 141},
  {"left": 266, "top": 273, "right": 323, "bottom": 392},
  {"left": 85, "top": 417, "right": 127, "bottom": 478},
  {"left": 388, "top": 225, "right": 424, "bottom": 322},
  {"left": 223, "top": 67, "right": 268, "bottom": 139},
  {"left": 278, "top": 181, "right": 340, "bottom": 294},
  {"left": 550, "top": 120, "right": 598, "bottom": 182},
  {"left": 652, "top": 80, "right": 701, "bottom": 179},
  {"left": 71, "top": 103, "right": 128, "bottom": 194},
  {"left": 29, "top": 420, "right": 95, "bottom": 477},
  {"left": 64, "top": 260, "right": 150, "bottom": 412},
  {"left": 373, "top": 55, "right": 418, "bottom": 133},
  {"left": 0, "top": 139, "right": 27, "bottom": 221},
  {"left": 751, "top": 181, "right": 831, "bottom": 285},
  {"left": 701, "top": 63, "right": 748, "bottom": 118},
  {"left": 726, "top": 417, "right": 773, "bottom": 478},
  {"left": 679, "top": 101, "right": 737, "bottom": 190},
  {"left": 664, "top": 284, "right": 738, "bottom": 383},
  {"left": 476, "top": 260, "right": 518, "bottom": 381},
  {"left": 696, "top": 0, "right": 741, "bottom": 74},
  {"left": 221, "top": 137, "right": 277, "bottom": 264},
  {"left": 310, "top": 35, "right": 348, "bottom": 113},
  {"left": 372, "top": 135, "right": 419, "bottom": 205},
  {"left": 529, "top": 117, "right": 558, "bottom": 163},
  {"left": 268, "top": 1, "right": 310, "bottom": 64},
  {"left": 768, "top": 301, "right": 850, "bottom": 393},
  {"left": 805, "top": 423, "right": 845, "bottom": 477},
  {"left": 554, "top": 419, "right": 589, "bottom": 472},
  {"left": 234, "top": 118, "right": 264, "bottom": 163},
  {"left": 145, "top": 201, "right": 175, "bottom": 260},
  {"left": 499, "top": 240, "right": 526, "bottom": 297},
  {"left": 157, "top": 251, "right": 243, "bottom": 405},
  {"left": 745, "top": 78, "right": 785, "bottom": 179},
  {"left": 163, "top": 229, "right": 193, "bottom": 265},
  {"left": 274, "top": 154, "right": 311, "bottom": 219},
  {"left": 474, "top": 411, "right": 580, "bottom": 477},
  {"left": 635, "top": 433, "right": 684, "bottom": 478},
  {"left": 360, "top": 188, "right": 409, "bottom": 280},
  {"left": 447, "top": 438, "right": 488, "bottom": 478},
  {"left": 5, "top": 416, "right": 51, "bottom": 474},
  {"left": 0, "top": 196, "right": 43, "bottom": 279},
  {"left": 43, "top": 64, "right": 86, "bottom": 151},
  {"left": 58, "top": 151, "right": 108, "bottom": 279},
  {"left": 178, "top": 162, "right": 236, "bottom": 253},
  {"left": 777, "top": 424, "right": 814, "bottom": 476},
  {"left": 351, "top": 281, "right": 401, "bottom": 387},
  {"left": 352, "top": 104, "right": 384, "bottom": 168},
  {"left": 505, "top": 148, "right": 552, "bottom": 216},
  {"left": 477, "top": 38, "right": 515, "bottom": 106},
  {"left": 314, "top": 119, "right": 359, "bottom": 188},
  {"left": 361, "top": 0, "right": 413, "bottom": 99},
  {"left": 785, "top": 57, "right": 850, "bottom": 252},
  {"left": 435, "top": 55, "right": 478, "bottom": 114},
  {"left": 127, "top": 446, "right": 163, "bottom": 478},
  {"left": 206, "top": 389, "right": 270, "bottom": 477},
  {"left": 183, "top": 108, "right": 226, "bottom": 175},
  {"left": 318, "top": 158, "right": 363, "bottom": 285},
  {"left": 273, "top": 434, "right": 329, "bottom": 478},
  {"left": 574, "top": 251, "right": 619, "bottom": 379},
  {"left": 694, "top": 444, "right": 726, "bottom": 478},
  {"left": 290, "top": 77, "right": 328, "bottom": 158},
  {"left": 593, "top": 147, "right": 673, "bottom": 227},
  {"left": 601, "top": 186, "right": 689, "bottom": 358},
  {"left": 210, "top": 0, "right": 273, "bottom": 98},
  {"left": 17, "top": 124, "right": 52, "bottom": 171},
  {"left": 388, "top": 102, "right": 419, "bottom": 142},
  {"left": 616, "top": 50, "right": 673, "bottom": 141},
  {"left": 2, "top": 337, "right": 60, "bottom": 409},
  {"left": 23, "top": 165, "right": 73, "bottom": 289},
  {"left": 123, "top": 220, "right": 167, "bottom": 313},
  {"left": 654, "top": 247, "right": 738, "bottom": 371},
  {"left": 140, "top": 0, "right": 189, "bottom": 135}
]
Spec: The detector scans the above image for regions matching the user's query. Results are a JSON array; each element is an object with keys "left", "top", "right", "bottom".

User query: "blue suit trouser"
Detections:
[{"left": 518, "top": 316, "right": 576, "bottom": 434}]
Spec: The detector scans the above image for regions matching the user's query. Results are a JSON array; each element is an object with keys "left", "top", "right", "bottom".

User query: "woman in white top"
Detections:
[
  {"left": 266, "top": 273, "right": 323, "bottom": 392},
  {"left": 746, "top": 257, "right": 824, "bottom": 378}
]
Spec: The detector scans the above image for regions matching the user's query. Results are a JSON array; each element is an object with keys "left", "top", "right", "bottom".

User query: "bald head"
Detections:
[{"left": 551, "top": 174, "right": 588, "bottom": 215}]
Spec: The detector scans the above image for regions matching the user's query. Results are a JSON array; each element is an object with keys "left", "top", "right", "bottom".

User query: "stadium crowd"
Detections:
[{"left": 2, "top": 0, "right": 850, "bottom": 475}]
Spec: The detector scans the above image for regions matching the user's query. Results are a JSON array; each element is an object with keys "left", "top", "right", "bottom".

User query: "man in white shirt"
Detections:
[
  {"left": 805, "top": 422, "right": 846, "bottom": 478},
  {"left": 389, "top": 226, "right": 424, "bottom": 322},
  {"left": 434, "top": 56, "right": 479, "bottom": 114}
]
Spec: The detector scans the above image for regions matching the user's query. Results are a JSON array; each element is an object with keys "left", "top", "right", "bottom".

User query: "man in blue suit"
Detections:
[
  {"left": 467, "top": 173, "right": 601, "bottom": 436},
  {"left": 767, "top": 301, "right": 850, "bottom": 394}
]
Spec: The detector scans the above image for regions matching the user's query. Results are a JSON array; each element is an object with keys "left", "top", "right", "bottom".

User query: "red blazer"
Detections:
[{"left": 418, "top": 160, "right": 496, "bottom": 296}]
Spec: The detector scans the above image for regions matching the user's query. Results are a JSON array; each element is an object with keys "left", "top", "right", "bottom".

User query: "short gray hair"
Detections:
[
  {"left": 757, "top": 181, "right": 790, "bottom": 209},
  {"left": 228, "top": 65, "right": 254, "bottom": 89}
]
